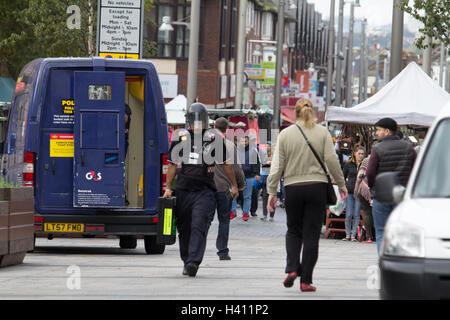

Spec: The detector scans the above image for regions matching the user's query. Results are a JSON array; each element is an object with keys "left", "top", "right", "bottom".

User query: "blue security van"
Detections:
[{"left": 1, "top": 57, "right": 170, "bottom": 253}]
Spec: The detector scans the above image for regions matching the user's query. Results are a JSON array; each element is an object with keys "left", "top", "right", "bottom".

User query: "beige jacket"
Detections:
[{"left": 267, "top": 120, "right": 345, "bottom": 195}]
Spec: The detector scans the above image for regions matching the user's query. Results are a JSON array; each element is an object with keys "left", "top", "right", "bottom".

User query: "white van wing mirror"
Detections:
[{"left": 373, "top": 172, "right": 405, "bottom": 204}]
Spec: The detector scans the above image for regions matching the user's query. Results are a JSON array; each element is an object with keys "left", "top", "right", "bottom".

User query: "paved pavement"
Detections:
[{"left": 0, "top": 200, "right": 380, "bottom": 300}]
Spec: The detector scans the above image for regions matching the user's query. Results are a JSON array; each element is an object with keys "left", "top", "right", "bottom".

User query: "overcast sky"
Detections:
[{"left": 308, "top": 0, "right": 421, "bottom": 33}]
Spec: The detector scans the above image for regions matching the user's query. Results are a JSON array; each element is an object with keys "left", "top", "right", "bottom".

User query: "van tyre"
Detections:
[
  {"left": 119, "top": 236, "right": 137, "bottom": 249},
  {"left": 144, "top": 235, "right": 165, "bottom": 254}
]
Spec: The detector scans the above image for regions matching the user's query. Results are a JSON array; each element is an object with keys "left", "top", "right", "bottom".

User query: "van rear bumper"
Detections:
[{"left": 34, "top": 213, "right": 158, "bottom": 236}]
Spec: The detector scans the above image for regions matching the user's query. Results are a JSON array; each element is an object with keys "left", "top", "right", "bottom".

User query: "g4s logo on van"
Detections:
[{"left": 85, "top": 171, "right": 102, "bottom": 182}]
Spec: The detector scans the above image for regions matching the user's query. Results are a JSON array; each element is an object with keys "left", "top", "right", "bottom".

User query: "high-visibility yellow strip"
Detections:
[{"left": 163, "top": 208, "right": 173, "bottom": 236}]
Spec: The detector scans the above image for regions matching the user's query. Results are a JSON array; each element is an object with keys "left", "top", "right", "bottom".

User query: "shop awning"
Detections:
[{"left": 281, "top": 108, "right": 296, "bottom": 124}]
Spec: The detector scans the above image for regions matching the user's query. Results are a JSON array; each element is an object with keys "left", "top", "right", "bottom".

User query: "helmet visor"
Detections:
[{"left": 187, "top": 112, "right": 208, "bottom": 129}]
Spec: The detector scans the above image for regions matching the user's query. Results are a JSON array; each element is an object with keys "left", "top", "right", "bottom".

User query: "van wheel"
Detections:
[
  {"left": 119, "top": 236, "right": 137, "bottom": 249},
  {"left": 144, "top": 236, "right": 165, "bottom": 254}
]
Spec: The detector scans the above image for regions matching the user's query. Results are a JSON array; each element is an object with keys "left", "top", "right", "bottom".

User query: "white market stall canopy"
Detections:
[
  {"left": 165, "top": 95, "right": 187, "bottom": 125},
  {"left": 326, "top": 62, "right": 450, "bottom": 127},
  {"left": 164, "top": 95, "right": 215, "bottom": 126}
]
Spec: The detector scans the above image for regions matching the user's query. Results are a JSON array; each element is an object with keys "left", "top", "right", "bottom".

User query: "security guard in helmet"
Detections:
[{"left": 163, "top": 103, "right": 238, "bottom": 277}]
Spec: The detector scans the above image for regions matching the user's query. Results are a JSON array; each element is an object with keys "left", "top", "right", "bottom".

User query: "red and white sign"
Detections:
[{"left": 296, "top": 71, "right": 309, "bottom": 93}]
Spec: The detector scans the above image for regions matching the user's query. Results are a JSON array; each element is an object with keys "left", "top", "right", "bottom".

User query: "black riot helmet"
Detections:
[{"left": 186, "top": 102, "right": 209, "bottom": 131}]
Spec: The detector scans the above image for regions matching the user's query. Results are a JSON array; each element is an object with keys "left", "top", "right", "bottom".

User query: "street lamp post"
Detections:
[
  {"left": 363, "top": 33, "right": 368, "bottom": 100},
  {"left": 186, "top": 0, "right": 201, "bottom": 107},
  {"left": 359, "top": 18, "right": 367, "bottom": 103},
  {"left": 383, "top": 51, "right": 390, "bottom": 87},
  {"left": 273, "top": 0, "right": 285, "bottom": 130},
  {"left": 439, "top": 43, "right": 445, "bottom": 87},
  {"left": 235, "top": 0, "right": 248, "bottom": 110},
  {"left": 422, "top": 35, "right": 432, "bottom": 76},
  {"left": 345, "top": 1, "right": 355, "bottom": 108},
  {"left": 326, "top": 0, "right": 335, "bottom": 107},
  {"left": 390, "top": 0, "right": 404, "bottom": 80},
  {"left": 335, "top": 0, "right": 345, "bottom": 106},
  {"left": 301, "top": 0, "right": 307, "bottom": 69},
  {"left": 375, "top": 43, "right": 380, "bottom": 92},
  {"left": 446, "top": 55, "right": 450, "bottom": 92}
]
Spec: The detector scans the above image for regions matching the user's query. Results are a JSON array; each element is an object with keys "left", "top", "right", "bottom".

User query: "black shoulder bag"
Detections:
[{"left": 295, "top": 124, "right": 337, "bottom": 206}]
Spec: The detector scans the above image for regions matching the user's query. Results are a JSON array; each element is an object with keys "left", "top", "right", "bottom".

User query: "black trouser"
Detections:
[
  {"left": 175, "top": 188, "right": 216, "bottom": 266},
  {"left": 251, "top": 187, "right": 260, "bottom": 214},
  {"left": 358, "top": 194, "right": 375, "bottom": 240},
  {"left": 284, "top": 183, "right": 327, "bottom": 284}
]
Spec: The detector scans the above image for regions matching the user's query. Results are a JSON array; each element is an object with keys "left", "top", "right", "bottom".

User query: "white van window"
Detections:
[{"left": 413, "top": 119, "right": 450, "bottom": 198}]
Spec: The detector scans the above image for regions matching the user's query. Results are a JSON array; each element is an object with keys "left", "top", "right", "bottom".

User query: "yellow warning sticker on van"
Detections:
[
  {"left": 50, "top": 134, "right": 74, "bottom": 157},
  {"left": 61, "top": 99, "right": 75, "bottom": 115},
  {"left": 163, "top": 208, "right": 173, "bottom": 236}
]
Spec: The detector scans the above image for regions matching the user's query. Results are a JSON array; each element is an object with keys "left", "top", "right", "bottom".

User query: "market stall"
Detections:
[
  {"left": 326, "top": 62, "right": 449, "bottom": 127},
  {"left": 323, "top": 62, "right": 449, "bottom": 239},
  {"left": 326, "top": 62, "right": 449, "bottom": 152}
]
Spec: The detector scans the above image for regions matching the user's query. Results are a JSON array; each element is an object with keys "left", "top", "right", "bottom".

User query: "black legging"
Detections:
[
  {"left": 358, "top": 194, "right": 375, "bottom": 240},
  {"left": 284, "top": 183, "right": 327, "bottom": 284}
]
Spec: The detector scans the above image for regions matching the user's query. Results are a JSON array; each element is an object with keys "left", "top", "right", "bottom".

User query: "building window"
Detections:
[
  {"left": 261, "top": 12, "right": 272, "bottom": 40},
  {"left": 148, "top": 0, "right": 203, "bottom": 59},
  {"left": 246, "top": 1, "right": 255, "bottom": 31},
  {"left": 175, "top": 3, "right": 190, "bottom": 58},
  {"left": 255, "top": 9, "right": 260, "bottom": 36},
  {"left": 219, "top": 0, "right": 228, "bottom": 60},
  {"left": 229, "top": 0, "right": 237, "bottom": 59}
]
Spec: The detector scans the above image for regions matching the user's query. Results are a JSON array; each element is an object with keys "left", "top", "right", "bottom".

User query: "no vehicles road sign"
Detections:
[{"left": 97, "top": 0, "right": 144, "bottom": 59}]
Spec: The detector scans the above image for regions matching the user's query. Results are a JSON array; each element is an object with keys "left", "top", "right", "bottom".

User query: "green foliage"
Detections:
[
  {"left": 399, "top": 0, "right": 450, "bottom": 49},
  {"left": 0, "top": 177, "right": 20, "bottom": 188},
  {"left": 0, "top": 0, "right": 156, "bottom": 79}
]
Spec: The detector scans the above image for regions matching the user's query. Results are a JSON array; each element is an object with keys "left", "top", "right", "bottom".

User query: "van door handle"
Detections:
[
  {"left": 81, "top": 151, "right": 85, "bottom": 166},
  {"left": 51, "top": 159, "right": 56, "bottom": 175}
]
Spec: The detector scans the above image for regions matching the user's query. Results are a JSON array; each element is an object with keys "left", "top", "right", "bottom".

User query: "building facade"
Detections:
[{"left": 144, "top": 0, "right": 328, "bottom": 111}]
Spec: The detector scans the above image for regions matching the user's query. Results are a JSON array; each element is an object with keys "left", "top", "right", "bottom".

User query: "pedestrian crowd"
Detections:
[{"left": 163, "top": 98, "right": 417, "bottom": 293}]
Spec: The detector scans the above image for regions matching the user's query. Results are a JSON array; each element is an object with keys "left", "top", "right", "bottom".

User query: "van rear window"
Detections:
[{"left": 88, "top": 85, "right": 111, "bottom": 100}]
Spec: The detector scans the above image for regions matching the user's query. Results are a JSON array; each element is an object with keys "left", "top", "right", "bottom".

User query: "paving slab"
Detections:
[{"left": 0, "top": 201, "right": 380, "bottom": 300}]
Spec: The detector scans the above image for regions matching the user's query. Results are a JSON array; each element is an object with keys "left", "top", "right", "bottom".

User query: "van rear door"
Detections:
[{"left": 73, "top": 71, "right": 125, "bottom": 208}]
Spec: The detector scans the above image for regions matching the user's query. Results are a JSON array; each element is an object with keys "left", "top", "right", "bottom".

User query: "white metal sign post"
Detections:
[{"left": 96, "top": 0, "right": 144, "bottom": 59}]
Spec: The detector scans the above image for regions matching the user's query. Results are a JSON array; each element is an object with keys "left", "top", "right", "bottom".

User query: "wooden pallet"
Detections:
[{"left": 324, "top": 209, "right": 364, "bottom": 239}]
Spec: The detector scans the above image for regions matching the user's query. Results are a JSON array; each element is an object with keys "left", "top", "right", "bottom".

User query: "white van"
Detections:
[{"left": 375, "top": 100, "right": 450, "bottom": 299}]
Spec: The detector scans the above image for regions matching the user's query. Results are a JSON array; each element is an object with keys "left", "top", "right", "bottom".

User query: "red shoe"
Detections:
[
  {"left": 230, "top": 211, "right": 237, "bottom": 220},
  {"left": 300, "top": 283, "right": 316, "bottom": 292},
  {"left": 283, "top": 272, "right": 297, "bottom": 288},
  {"left": 243, "top": 213, "right": 249, "bottom": 221}
]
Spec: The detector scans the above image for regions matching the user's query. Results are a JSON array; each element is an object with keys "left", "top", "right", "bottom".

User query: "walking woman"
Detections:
[
  {"left": 267, "top": 98, "right": 347, "bottom": 292},
  {"left": 342, "top": 146, "right": 365, "bottom": 242},
  {"left": 354, "top": 154, "right": 375, "bottom": 243}
]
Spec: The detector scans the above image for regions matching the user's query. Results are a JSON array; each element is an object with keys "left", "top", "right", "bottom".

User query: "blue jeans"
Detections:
[
  {"left": 208, "top": 192, "right": 232, "bottom": 257},
  {"left": 372, "top": 199, "right": 396, "bottom": 254},
  {"left": 231, "top": 198, "right": 237, "bottom": 214},
  {"left": 345, "top": 193, "right": 361, "bottom": 237},
  {"left": 242, "top": 177, "right": 254, "bottom": 215}
]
